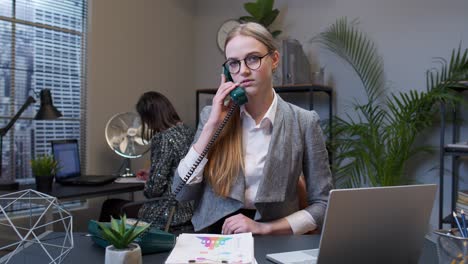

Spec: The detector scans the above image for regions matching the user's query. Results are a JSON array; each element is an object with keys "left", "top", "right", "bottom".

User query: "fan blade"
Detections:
[
  {"left": 117, "top": 116, "right": 130, "bottom": 131},
  {"left": 119, "top": 136, "right": 128, "bottom": 154},
  {"left": 133, "top": 136, "right": 147, "bottom": 146}
]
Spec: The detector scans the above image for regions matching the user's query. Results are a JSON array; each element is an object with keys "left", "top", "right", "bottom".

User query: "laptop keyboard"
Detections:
[{"left": 303, "top": 249, "right": 319, "bottom": 257}]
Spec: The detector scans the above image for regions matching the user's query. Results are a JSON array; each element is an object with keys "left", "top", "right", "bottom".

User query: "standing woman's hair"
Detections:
[
  {"left": 224, "top": 22, "right": 278, "bottom": 53},
  {"left": 205, "top": 22, "right": 278, "bottom": 197},
  {"left": 136, "top": 91, "right": 181, "bottom": 141}
]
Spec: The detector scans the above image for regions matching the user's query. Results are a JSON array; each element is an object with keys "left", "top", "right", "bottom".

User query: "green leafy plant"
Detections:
[
  {"left": 30, "top": 154, "right": 59, "bottom": 177},
  {"left": 239, "top": 0, "right": 282, "bottom": 38},
  {"left": 313, "top": 17, "right": 468, "bottom": 187},
  {"left": 97, "top": 214, "right": 150, "bottom": 249}
]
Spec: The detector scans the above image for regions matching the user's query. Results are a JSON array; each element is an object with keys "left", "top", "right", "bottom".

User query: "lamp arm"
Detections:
[{"left": 0, "top": 96, "right": 36, "bottom": 137}]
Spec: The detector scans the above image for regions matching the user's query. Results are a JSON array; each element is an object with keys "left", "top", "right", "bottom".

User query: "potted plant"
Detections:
[
  {"left": 239, "top": 0, "right": 282, "bottom": 38},
  {"left": 31, "top": 154, "right": 59, "bottom": 193},
  {"left": 312, "top": 17, "right": 468, "bottom": 187},
  {"left": 97, "top": 214, "right": 150, "bottom": 264}
]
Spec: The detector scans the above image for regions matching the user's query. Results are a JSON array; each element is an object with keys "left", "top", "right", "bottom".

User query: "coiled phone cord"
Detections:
[
  {"left": 173, "top": 102, "right": 239, "bottom": 195},
  {"left": 139, "top": 102, "right": 239, "bottom": 236}
]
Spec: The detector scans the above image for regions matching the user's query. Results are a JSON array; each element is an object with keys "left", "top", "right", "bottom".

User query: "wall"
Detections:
[
  {"left": 86, "top": 0, "right": 196, "bottom": 174},
  {"left": 193, "top": 0, "right": 468, "bottom": 231},
  {"left": 66, "top": 0, "right": 196, "bottom": 231}
]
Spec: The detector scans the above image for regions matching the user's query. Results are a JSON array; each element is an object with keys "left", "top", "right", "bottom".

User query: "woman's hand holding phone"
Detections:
[
  {"left": 206, "top": 73, "right": 239, "bottom": 128},
  {"left": 192, "top": 73, "right": 239, "bottom": 155}
]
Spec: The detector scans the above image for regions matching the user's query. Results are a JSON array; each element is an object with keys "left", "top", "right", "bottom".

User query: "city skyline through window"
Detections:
[{"left": 0, "top": 0, "right": 87, "bottom": 182}]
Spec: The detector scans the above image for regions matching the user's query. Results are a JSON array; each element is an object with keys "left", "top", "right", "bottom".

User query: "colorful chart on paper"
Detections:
[{"left": 165, "top": 233, "right": 254, "bottom": 264}]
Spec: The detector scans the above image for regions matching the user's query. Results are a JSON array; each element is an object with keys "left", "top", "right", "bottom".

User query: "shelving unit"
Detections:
[
  {"left": 195, "top": 84, "right": 333, "bottom": 140},
  {"left": 439, "top": 85, "right": 468, "bottom": 229}
]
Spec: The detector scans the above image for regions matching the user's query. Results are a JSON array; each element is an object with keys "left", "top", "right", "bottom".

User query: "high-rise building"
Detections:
[{"left": 0, "top": 0, "right": 86, "bottom": 180}]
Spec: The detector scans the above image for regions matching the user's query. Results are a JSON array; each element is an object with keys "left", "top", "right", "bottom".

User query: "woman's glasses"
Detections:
[{"left": 223, "top": 52, "right": 271, "bottom": 74}]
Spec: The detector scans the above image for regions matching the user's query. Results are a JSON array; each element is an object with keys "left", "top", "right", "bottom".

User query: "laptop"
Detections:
[
  {"left": 51, "top": 139, "right": 117, "bottom": 185},
  {"left": 266, "top": 184, "right": 437, "bottom": 264}
]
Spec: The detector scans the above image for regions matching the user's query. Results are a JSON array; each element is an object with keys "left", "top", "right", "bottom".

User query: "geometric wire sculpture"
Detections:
[{"left": 0, "top": 189, "right": 73, "bottom": 264}]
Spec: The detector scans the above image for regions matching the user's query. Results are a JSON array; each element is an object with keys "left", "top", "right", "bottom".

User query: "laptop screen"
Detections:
[{"left": 51, "top": 140, "right": 81, "bottom": 179}]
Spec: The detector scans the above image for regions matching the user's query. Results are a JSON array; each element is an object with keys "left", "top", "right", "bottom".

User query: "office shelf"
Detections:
[{"left": 439, "top": 85, "right": 468, "bottom": 228}]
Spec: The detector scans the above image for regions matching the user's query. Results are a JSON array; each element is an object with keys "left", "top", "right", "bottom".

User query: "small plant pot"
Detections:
[
  {"left": 105, "top": 243, "right": 142, "bottom": 264},
  {"left": 35, "top": 175, "right": 54, "bottom": 193}
]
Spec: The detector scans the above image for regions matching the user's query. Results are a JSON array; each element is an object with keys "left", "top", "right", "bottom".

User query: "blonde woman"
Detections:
[{"left": 174, "top": 22, "right": 333, "bottom": 235}]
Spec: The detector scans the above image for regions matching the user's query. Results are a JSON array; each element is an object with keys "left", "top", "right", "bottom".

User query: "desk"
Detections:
[
  {"left": 4, "top": 232, "right": 438, "bottom": 264},
  {"left": 16, "top": 182, "right": 144, "bottom": 201},
  {"left": 0, "top": 182, "right": 145, "bottom": 232}
]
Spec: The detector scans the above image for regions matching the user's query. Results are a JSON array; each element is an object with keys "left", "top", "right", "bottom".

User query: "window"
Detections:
[{"left": 0, "top": 0, "right": 88, "bottom": 183}]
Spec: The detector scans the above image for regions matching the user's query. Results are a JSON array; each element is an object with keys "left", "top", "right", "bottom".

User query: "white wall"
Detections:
[{"left": 193, "top": 0, "right": 468, "bottom": 231}]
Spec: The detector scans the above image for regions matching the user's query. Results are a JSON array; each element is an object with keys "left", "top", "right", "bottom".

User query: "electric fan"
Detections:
[{"left": 105, "top": 112, "right": 150, "bottom": 177}]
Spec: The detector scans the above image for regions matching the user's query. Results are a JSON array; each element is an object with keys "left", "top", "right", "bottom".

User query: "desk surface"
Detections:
[
  {"left": 4, "top": 232, "right": 438, "bottom": 264},
  {"left": 15, "top": 182, "right": 144, "bottom": 200}
]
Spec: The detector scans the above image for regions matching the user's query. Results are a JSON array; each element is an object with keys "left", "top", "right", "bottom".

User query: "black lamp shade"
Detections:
[{"left": 34, "top": 89, "right": 62, "bottom": 120}]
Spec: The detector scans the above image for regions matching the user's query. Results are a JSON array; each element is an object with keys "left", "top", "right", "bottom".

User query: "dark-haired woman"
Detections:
[{"left": 99, "top": 91, "right": 194, "bottom": 234}]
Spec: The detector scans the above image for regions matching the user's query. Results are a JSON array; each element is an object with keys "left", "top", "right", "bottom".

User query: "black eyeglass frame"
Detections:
[{"left": 222, "top": 52, "right": 272, "bottom": 74}]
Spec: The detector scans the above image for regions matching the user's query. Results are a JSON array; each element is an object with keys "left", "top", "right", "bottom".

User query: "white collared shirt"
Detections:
[
  {"left": 177, "top": 91, "right": 316, "bottom": 234},
  {"left": 240, "top": 91, "right": 277, "bottom": 209}
]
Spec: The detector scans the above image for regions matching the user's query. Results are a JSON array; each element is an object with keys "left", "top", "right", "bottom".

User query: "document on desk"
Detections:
[
  {"left": 114, "top": 177, "right": 146, "bottom": 183},
  {"left": 165, "top": 232, "right": 254, "bottom": 264}
]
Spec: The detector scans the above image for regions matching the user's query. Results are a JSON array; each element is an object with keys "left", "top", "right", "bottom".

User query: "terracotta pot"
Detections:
[
  {"left": 35, "top": 175, "right": 54, "bottom": 193},
  {"left": 105, "top": 243, "right": 142, "bottom": 264}
]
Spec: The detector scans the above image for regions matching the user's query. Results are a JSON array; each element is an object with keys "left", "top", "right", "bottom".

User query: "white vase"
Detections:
[{"left": 105, "top": 243, "right": 142, "bottom": 264}]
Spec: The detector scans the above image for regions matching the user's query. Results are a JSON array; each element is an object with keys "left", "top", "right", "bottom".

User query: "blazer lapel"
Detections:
[{"left": 255, "top": 97, "right": 289, "bottom": 203}]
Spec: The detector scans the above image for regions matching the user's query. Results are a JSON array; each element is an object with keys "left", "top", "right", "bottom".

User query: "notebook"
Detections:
[
  {"left": 266, "top": 184, "right": 437, "bottom": 264},
  {"left": 51, "top": 139, "right": 117, "bottom": 185}
]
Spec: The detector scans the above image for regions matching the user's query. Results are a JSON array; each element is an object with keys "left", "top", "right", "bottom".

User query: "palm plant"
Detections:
[{"left": 313, "top": 17, "right": 468, "bottom": 187}]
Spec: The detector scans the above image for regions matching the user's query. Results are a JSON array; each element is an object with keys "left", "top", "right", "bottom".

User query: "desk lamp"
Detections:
[{"left": 0, "top": 89, "right": 62, "bottom": 190}]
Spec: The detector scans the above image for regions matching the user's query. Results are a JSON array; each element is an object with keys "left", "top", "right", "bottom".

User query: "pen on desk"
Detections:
[
  {"left": 453, "top": 211, "right": 465, "bottom": 238},
  {"left": 462, "top": 210, "right": 467, "bottom": 237}
]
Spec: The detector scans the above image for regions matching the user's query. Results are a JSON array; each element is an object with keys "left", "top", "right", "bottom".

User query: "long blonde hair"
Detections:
[{"left": 205, "top": 22, "right": 277, "bottom": 197}]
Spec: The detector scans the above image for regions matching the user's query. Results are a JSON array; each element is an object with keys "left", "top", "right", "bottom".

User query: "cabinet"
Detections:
[
  {"left": 195, "top": 84, "right": 333, "bottom": 140},
  {"left": 439, "top": 85, "right": 468, "bottom": 228}
]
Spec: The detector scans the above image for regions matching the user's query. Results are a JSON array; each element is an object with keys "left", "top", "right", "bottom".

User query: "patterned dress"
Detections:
[{"left": 138, "top": 123, "right": 195, "bottom": 233}]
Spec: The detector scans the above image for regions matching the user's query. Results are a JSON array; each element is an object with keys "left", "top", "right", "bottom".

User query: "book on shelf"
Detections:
[
  {"left": 165, "top": 232, "right": 254, "bottom": 264},
  {"left": 446, "top": 142, "right": 468, "bottom": 150},
  {"left": 458, "top": 199, "right": 468, "bottom": 206},
  {"left": 456, "top": 202, "right": 468, "bottom": 213},
  {"left": 458, "top": 197, "right": 468, "bottom": 205},
  {"left": 458, "top": 191, "right": 468, "bottom": 204}
]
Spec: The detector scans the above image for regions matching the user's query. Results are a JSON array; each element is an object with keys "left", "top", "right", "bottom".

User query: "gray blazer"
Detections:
[{"left": 173, "top": 95, "right": 333, "bottom": 232}]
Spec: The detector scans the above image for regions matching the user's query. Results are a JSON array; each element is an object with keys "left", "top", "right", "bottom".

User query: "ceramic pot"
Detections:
[
  {"left": 35, "top": 175, "right": 54, "bottom": 193},
  {"left": 105, "top": 243, "right": 142, "bottom": 264}
]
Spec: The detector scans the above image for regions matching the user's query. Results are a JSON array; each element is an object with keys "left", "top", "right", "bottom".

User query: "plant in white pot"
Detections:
[{"left": 97, "top": 214, "right": 150, "bottom": 264}]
